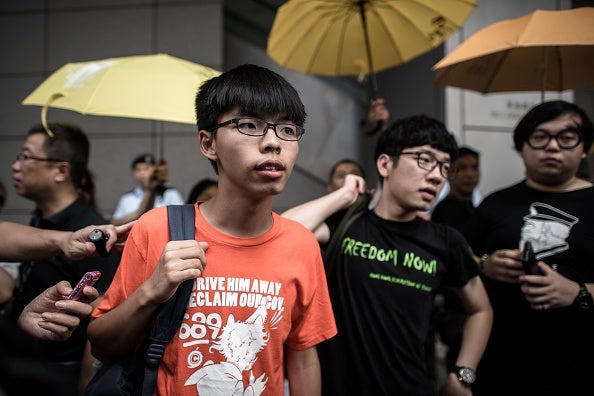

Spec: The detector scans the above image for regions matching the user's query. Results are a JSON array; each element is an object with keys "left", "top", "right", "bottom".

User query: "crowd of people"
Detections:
[{"left": 0, "top": 62, "right": 593, "bottom": 396}]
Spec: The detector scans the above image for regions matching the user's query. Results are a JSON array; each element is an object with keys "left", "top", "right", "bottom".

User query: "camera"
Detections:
[{"left": 89, "top": 229, "right": 110, "bottom": 257}]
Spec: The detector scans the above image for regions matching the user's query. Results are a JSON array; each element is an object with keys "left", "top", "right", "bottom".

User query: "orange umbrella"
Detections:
[{"left": 433, "top": 7, "right": 594, "bottom": 99}]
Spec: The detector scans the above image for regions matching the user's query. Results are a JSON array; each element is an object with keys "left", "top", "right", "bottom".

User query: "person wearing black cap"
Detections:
[
  {"left": 110, "top": 152, "right": 183, "bottom": 226},
  {"left": 463, "top": 100, "right": 594, "bottom": 395}
]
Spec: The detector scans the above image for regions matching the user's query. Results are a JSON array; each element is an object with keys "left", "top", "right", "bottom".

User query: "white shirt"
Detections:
[{"left": 112, "top": 186, "right": 184, "bottom": 219}]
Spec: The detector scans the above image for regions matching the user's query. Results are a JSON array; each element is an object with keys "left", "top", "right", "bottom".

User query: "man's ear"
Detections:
[
  {"left": 199, "top": 130, "right": 217, "bottom": 161},
  {"left": 376, "top": 153, "right": 393, "bottom": 178},
  {"left": 53, "top": 161, "right": 71, "bottom": 183}
]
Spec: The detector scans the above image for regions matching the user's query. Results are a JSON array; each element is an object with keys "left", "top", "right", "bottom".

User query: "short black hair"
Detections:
[
  {"left": 375, "top": 114, "right": 458, "bottom": 162},
  {"left": 28, "top": 123, "right": 89, "bottom": 189},
  {"left": 457, "top": 146, "right": 480, "bottom": 161},
  {"left": 195, "top": 64, "right": 306, "bottom": 174},
  {"left": 513, "top": 100, "right": 594, "bottom": 152},
  {"left": 186, "top": 178, "right": 218, "bottom": 204}
]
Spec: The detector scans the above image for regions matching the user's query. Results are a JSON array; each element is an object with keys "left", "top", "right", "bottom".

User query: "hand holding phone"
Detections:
[
  {"left": 521, "top": 241, "right": 540, "bottom": 275},
  {"left": 68, "top": 270, "right": 101, "bottom": 301},
  {"left": 89, "top": 229, "right": 110, "bottom": 257}
]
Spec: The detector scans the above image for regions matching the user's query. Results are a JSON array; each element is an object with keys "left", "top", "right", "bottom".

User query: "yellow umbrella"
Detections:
[
  {"left": 267, "top": 0, "right": 476, "bottom": 98},
  {"left": 22, "top": 53, "right": 221, "bottom": 131},
  {"left": 433, "top": 7, "right": 594, "bottom": 99}
]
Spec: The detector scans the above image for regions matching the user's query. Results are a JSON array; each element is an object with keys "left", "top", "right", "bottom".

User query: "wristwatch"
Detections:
[
  {"left": 451, "top": 366, "right": 476, "bottom": 387},
  {"left": 573, "top": 283, "right": 593, "bottom": 311}
]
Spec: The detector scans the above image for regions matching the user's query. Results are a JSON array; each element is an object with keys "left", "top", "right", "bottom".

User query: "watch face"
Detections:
[
  {"left": 459, "top": 367, "right": 476, "bottom": 384},
  {"left": 577, "top": 287, "right": 593, "bottom": 310}
]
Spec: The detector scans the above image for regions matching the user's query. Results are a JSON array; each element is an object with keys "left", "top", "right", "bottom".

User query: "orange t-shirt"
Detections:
[{"left": 94, "top": 205, "right": 336, "bottom": 395}]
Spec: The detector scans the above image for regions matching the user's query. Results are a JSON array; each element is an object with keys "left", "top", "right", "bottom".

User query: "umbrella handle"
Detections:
[
  {"left": 358, "top": 0, "right": 379, "bottom": 99},
  {"left": 41, "top": 93, "right": 65, "bottom": 138}
]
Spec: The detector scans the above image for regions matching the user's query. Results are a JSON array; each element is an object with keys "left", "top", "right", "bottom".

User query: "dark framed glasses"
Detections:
[
  {"left": 16, "top": 153, "right": 65, "bottom": 163},
  {"left": 208, "top": 117, "right": 305, "bottom": 141},
  {"left": 399, "top": 151, "right": 457, "bottom": 179},
  {"left": 526, "top": 129, "right": 582, "bottom": 150}
]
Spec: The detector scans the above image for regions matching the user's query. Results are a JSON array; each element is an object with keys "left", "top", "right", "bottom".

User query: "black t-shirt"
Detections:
[
  {"left": 319, "top": 210, "right": 479, "bottom": 396},
  {"left": 431, "top": 195, "right": 475, "bottom": 232},
  {"left": 463, "top": 181, "right": 594, "bottom": 395}
]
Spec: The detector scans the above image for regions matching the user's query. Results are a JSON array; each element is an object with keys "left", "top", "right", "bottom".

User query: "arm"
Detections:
[
  {"left": 0, "top": 221, "right": 135, "bottom": 262},
  {"left": 17, "top": 280, "right": 99, "bottom": 341},
  {"left": 441, "top": 275, "right": 493, "bottom": 395},
  {"left": 286, "top": 346, "right": 322, "bottom": 396},
  {"left": 282, "top": 174, "right": 367, "bottom": 243},
  {"left": 87, "top": 239, "right": 208, "bottom": 360}
]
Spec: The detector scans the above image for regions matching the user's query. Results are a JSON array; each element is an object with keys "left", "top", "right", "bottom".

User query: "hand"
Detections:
[
  {"left": 480, "top": 249, "right": 524, "bottom": 284},
  {"left": 368, "top": 98, "right": 389, "bottom": 128},
  {"left": 341, "top": 174, "right": 369, "bottom": 208},
  {"left": 520, "top": 263, "right": 579, "bottom": 310},
  {"left": 143, "top": 240, "right": 209, "bottom": 304},
  {"left": 149, "top": 158, "right": 169, "bottom": 191},
  {"left": 63, "top": 221, "right": 136, "bottom": 260},
  {"left": 17, "top": 280, "right": 99, "bottom": 341}
]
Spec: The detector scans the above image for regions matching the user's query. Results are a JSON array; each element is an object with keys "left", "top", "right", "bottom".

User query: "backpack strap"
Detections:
[
  {"left": 322, "top": 194, "right": 370, "bottom": 277},
  {"left": 142, "top": 204, "right": 196, "bottom": 396}
]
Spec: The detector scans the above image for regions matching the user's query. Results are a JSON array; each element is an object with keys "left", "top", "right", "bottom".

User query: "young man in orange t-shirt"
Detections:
[{"left": 88, "top": 64, "right": 337, "bottom": 395}]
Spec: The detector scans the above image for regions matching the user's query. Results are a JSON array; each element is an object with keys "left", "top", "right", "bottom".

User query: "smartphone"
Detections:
[
  {"left": 67, "top": 270, "right": 101, "bottom": 301},
  {"left": 521, "top": 241, "right": 540, "bottom": 275}
]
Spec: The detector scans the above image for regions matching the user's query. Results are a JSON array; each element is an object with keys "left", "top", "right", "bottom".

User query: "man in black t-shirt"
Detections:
[
  {"left": 463, "top": 100, "right": 594, "bottom": 396},
  {"left": 10, "top": 122, "right": 120, "bottom": 395},
  {"left": 284, "top": 115, "right": 493, "bottom": 395}
]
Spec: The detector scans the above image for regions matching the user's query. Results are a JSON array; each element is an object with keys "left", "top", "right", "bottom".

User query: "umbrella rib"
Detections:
[
  {"left": 483, "top": 50, "right": 511, "bottom": 93},
  {"left": 370, "top": 5, "right": 405, "bottom": 65}
]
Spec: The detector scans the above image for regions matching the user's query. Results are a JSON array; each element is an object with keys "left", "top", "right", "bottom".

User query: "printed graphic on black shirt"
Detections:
[{"left": 520, "top": 202, "right": 578, "bottom": 259}]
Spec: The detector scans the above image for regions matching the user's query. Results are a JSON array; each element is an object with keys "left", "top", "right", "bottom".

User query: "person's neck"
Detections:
[
  {"left": 373, "top": 198, "right": 417, "bottom": 222},
  {"left": 198, "top": 195, "right": 274, "bottom": 238},
  {"left": 525, "top": 176, "right": 593, "bottom": 192}
]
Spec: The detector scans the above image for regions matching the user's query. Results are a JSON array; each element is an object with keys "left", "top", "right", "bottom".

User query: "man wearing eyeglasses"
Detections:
[
  {"left": 10, "top": 122, "right": 120, "bottom": 396},
  {"left": 88, "top": 64, "right": 336, "bottom": 395},
  {"left": 462, "top": 100, "right": 594, "bottom": 396},
  {"left": 283, "top": 114, "right": 493, "bottom": 395}
]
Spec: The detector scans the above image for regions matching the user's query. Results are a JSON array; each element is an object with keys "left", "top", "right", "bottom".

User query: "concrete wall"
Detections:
[{"left": 0, "top": 0, "right": 224, "bottom": 224}]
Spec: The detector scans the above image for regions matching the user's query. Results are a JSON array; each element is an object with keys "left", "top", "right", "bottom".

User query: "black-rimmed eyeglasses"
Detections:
[
  {"left": 208, "top": 117, "right": 305, "bottom": 141},
  {"left": 526, "top": 129, "right": 582, "bottom": 150},
  {"left": 399, "top": 151, "right": 457, "bottom": 179},
  {"left": 16, "top": 153, "right": 65, "bottom": 163}
]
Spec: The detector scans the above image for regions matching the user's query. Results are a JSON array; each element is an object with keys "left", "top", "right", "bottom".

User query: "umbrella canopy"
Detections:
[
  {"left": 267, "top": 0, "right": 476, "bottom": 98},
  {"left": 22, "top": 53, "right": 221, "bottom": 126},
  {"left": 433, "top": 7, "right": 594, "bottom": 96}
]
